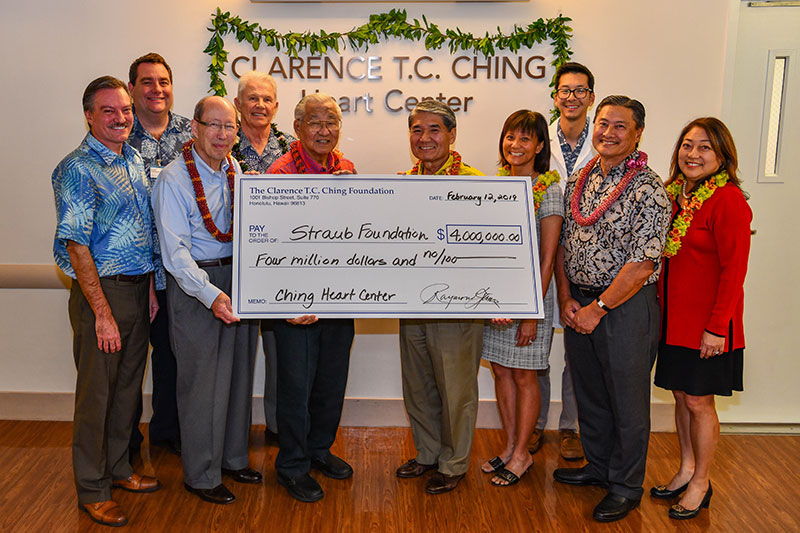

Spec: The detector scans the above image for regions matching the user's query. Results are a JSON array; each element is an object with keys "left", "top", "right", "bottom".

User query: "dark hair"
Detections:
[
  {"left": 82, "top": 76, "right": 129, "bottom": 112},
  {"left": 408, "top": 99, "right": 457, "bottom": 131},
  {"left": 498, "top": 110, "right": 551, "bottom": 174},
  {"left": 594, "top": 95, "right": 646, "bottom": 130},
  {"left": 666, "top": 117, "right": 744, "bottom": 192},
  {"left": 554, "top": 62, "right": 595, "bottom": 91},
  {"left": 128, "top": 52, "right": 173, "bottom": 85}
]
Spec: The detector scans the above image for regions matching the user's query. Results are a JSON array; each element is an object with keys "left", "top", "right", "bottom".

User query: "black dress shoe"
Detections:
[
  {"left": 425, "top": 472, "right": 465, "bottom": 495},
  {"left": 669, "top": 483, "right": 712, "bottom": 520},
  {"left": 593, "top": 493, "right": 640, "bottom": 522},
  {"left": 396, "top": 459, "right": 436, "bottom": 478},
  {"left": 650, "top": 481, "right": 689, "bottom": 499},
  {"left": 553, "top": 466, "right": 608, "bottom": 487},
  {"left": 184, "top": 483, "right": 236, "bottom": 504},
  {"left": 151, "top": 438, "right": 181, "bottom": 456},
  {"left": 277, "top": 472, "right": 324, "bottom": 503},
  {"left": 311, "top": 454, "right": 353, "bottom": 480},
  {"left": 222, "top": 467, "right": 263, "bottom": 484}
]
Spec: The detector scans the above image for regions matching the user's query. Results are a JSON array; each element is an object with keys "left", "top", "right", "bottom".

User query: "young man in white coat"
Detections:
[{"left": 533, "top": 62, "right": 596, "bottom": 460}]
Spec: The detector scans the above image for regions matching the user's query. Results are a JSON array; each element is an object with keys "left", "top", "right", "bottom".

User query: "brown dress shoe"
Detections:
[
  {"left": 79, "top": 500, "right": 128, "bottom": 527},
  {"left": 559, "top": 429, "right": 584, "bottom": 460},
  {"left": 528, "top": 428, "right": 544, "bottom": 454},
  {"left": 425, "top": 472, "right": 465, "bottom": 494},
  {"left": 396, "top": 459, "right": 436, "bottom": 478},
  {"left": 112, "top": 473, "right": 161, "bottom": 493}
]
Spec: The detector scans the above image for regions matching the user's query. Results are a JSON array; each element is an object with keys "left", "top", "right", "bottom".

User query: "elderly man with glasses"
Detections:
[
  {"left": 265, "top": 93, "right": 357, "bottom": 503},
  {"left": 152, "top": 95, "right": 262, "bottom": 505}
]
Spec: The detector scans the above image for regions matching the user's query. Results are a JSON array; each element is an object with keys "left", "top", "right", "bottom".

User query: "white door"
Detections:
[{"left": 723, "top": 1, "right": 799, "bottom": 424}]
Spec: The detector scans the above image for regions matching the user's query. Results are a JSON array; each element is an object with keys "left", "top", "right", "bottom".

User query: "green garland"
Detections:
[{"left": 205, "top": 8, "right": 573, "bottom": 120}]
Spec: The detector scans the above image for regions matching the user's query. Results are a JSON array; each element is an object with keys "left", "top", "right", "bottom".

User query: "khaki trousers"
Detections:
[{"left": 399, "top": 319, "right": 483, "bottom": 476}]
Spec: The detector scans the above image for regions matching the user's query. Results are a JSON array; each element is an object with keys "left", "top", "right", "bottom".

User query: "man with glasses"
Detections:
[
  {"left": 265, "top": 93, "right": 356, "bottom": 503},
  {"left": 231, "top": 71, "right": 295, "bottom": 445},
  {"left": 125, "top": 52, "right": 192, "bottom": 459},
  {"left": 152, "top": 96, "right": 261, "bottom": 505},
  {"left": 532, "top": 62, "right": 597, "bottom": 461}
]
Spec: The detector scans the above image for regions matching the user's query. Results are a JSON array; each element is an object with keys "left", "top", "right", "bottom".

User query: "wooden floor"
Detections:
[{"left": 1, "top": 422, "right": 798, "bottom": 532}]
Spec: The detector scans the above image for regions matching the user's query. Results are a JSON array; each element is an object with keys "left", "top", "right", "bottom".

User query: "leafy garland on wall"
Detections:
[{"left": 204, "top": 8, "right": 573, "bottom": 119}]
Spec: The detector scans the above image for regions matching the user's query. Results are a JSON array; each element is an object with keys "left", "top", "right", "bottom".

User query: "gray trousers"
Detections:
[
  {"left": 399, "top": 319, "right": 483, "bottom": 476},
  {"left": 167, "top": 267, "right": 259, "bottom": 489},
  {"left": 536, "top": 342, "right": 579, "bottom": 431},
  {"left": 261, "top": 320, "right": 278, "bottom": 433},
  {"left": 565, "top": 283, "right": 659, "bottom": 501},
  {"left": 69, "top": 277, "right": 150, "bottom": 504}
]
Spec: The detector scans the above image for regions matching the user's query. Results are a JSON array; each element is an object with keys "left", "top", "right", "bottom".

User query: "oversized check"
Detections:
[{"left": 232, "top": 175, "right": 544, "bottom": 319}]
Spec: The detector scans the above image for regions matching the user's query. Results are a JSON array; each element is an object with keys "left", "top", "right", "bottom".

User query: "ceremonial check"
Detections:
[{"left": 232, "top": 175, "right": 544, "bottom": 319}]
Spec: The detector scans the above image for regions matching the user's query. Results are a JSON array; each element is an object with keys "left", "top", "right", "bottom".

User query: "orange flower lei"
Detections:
[
  {"left": 663, "top": 171, "right": 728, "bottom": 258},
  {"left": 498, "top": 166, "right": 561, "bottom": 211},
  {"left": 409, "top": 151, "right": 462, "bottom": 175},
  {"left": 182, "top": 140, "right": 235, "bottom": 243}
]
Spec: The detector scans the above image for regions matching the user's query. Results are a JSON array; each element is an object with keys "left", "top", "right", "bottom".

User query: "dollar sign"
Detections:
[{"left": 437, "top": 228, "right": 445, "bottom": 240}]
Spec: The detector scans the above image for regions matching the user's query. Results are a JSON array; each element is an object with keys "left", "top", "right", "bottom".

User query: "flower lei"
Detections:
[
  {"left": 571, "top": 151, "right": 648, "bottom": 226},
  {"left": 663, "top": 171, "right": 728, "bottom": 257},
  {"left": 231, "top": 123, "right": 290, "bottom": 172},
  {"left": 498, "top": 166, "right": 561, "bottom": 211},
  {"left": 182, "top": 140, "right": 235, "bottom": 242},
  {"left": 289, "top": 141, "right": 343, "bottom": 174},
  {"left": 409, "top": 151, "right": 462, "bottom": 175}
]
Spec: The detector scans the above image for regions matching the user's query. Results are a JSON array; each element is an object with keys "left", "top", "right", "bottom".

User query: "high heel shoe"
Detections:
[
  {"left": 669, "top": 483, "right": 712, "bottom": 520},
  {"left": 650, "top": 481, "right": 689, "bottom": 499}
]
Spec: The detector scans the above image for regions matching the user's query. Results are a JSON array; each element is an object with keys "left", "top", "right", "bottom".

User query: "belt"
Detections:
[
  {"left": 573, "top": 284, "right": 607, "bottom": 299},
  {"left": 102, "top": 274, "right": 148, "bottom": 283},
  {"left": 196, "top": 256, "right": 233, "bottom": 268}
]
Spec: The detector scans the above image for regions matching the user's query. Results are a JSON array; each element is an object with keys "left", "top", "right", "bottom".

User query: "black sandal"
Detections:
[
  {"left": 481, "top": 456, "right": 505, "bottom": 474},
  {"left": 491, "top": 466, "right": 529, "bottom": 487}
]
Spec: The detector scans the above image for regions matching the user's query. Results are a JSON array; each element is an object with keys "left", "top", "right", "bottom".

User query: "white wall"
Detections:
[{"left": 2, "top": 0, "right": 792, "bottom": 424}]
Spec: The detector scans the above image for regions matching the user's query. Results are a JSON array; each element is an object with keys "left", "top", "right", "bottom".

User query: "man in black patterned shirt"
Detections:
[
  {"left": 552, "top": 95, "right": 670, "bottom": 522},
  {"left": 232, "top": 71, "right": 295, "bottom": 443},
  {"left": 126, "top": 52, "right": 192, "bottom": 459}
]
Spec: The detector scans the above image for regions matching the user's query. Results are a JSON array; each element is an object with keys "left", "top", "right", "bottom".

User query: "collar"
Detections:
[
  {"left": 191, "top": 145, "right": 231, "bottom": 176},
  {"left": 413, "top": 153, "right": 454, "bottom": 175},
  {"left": 297, "top": 142, "right": 334, "bottom": 173},
  {"left": 595, "top": 149, "right": 642, "bottom": 177},
  {"left": 131, "top": 108, "right": 181, "bottom": 138},
  {"left": 556, "top": 119, "right": 590, "bottom": 149},
  {"left": 84, "top": 133, "right": 135, "bottom": 165}
]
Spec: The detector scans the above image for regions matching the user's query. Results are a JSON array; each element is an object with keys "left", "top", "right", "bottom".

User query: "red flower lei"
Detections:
[
  {"left": 571, "top": 151, "right": 648, "bottom": 226},
  {"left": 409, "top": 151, "right": 462, "bottom": 175},
  {"left": 182, "top": 140, "right": 235, "bottom": 242},
  {"left": 289, "top": 141, "right": 343, "bottom": 174}
]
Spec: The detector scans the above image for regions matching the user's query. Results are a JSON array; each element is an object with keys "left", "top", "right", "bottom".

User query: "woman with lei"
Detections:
[
  {"left": 481, "top": 110, "right": 563, "bottom": 487},
  {"left": 651, "top": 117, "right": 752, "bottom": 519}
]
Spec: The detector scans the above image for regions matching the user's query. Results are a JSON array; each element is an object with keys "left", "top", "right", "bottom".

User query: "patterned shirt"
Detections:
[
  {"left": 267, "top": 142, "right": 356, "bottom": 174},
  {"left": 126, "top": 110, "right": 192, "bottom": 289},
  {"left": 52, "top": 133, "right": 155, "bottom": 278},
  {"left": 561, "top": 150, "right": 671, "bottom": 287},
  {"left": 231, "top": 125, "right": 295, "bottom": 173},
  {"left": 557, "top": 119, "right": 590, "bottom": 177}
]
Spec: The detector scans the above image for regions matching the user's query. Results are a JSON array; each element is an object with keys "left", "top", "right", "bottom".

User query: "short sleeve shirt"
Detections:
[
  {"left": 52, "top": 133, "right": 155, "bottom": 278},
  {"left": 232, "top": 126, "right": 296, "bottom": 173},
  {"left": 561, "top": 151, "right": 671, "bottom": 287}
]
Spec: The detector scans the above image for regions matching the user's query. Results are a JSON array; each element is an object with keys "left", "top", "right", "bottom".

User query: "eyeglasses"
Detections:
[
  {"left": 555, "top": 87, "right": 593, "bottom": 100},
  {"left": 196, "top": 120, "right": 238, "bottom": 134},
  {"left": 305, "top": 120, "right": 341, "bottom": 133}
]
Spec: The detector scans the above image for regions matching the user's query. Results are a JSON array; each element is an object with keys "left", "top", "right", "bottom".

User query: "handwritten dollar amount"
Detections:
[{"left": 436, "top": 225, "right": 523, "bottom": 245}]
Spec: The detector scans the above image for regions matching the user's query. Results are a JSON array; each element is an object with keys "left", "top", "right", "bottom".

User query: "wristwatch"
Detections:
[{"left": 595, "top": 298, "right": 610, "bottom": 311}]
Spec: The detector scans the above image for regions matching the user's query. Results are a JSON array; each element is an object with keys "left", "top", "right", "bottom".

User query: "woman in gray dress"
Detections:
[{"left": 481, "top": 110, "right": 563, "bottom": 486}]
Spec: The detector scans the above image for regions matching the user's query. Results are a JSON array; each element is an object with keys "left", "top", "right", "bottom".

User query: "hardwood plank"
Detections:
[{"left": 0, "top": 421, "right": 797, "bottom": 531}]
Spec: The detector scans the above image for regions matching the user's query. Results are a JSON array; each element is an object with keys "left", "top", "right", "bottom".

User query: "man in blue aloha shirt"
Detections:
[{"left": 52, "top": 76, "right": 161, "bottom": 527}]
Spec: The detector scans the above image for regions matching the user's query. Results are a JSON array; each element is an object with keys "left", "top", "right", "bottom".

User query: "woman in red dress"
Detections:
[{"left": 650, "top": 117, "right": 752, "bottom": 519}]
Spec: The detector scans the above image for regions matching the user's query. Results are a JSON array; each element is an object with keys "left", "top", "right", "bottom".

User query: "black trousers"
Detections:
[
  {"left": 273, "top": 319, "right": 354, "bottom": 479},
  {"left": 564, "top": 283, "right": 659, "bottom": 501},
  {"left": 130, "top": 289, "right": 180, "bottom": 449}
]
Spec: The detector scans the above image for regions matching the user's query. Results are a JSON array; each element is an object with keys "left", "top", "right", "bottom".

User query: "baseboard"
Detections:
[{"left": 1, "top": 392, "right": 796, "bottom": 434}]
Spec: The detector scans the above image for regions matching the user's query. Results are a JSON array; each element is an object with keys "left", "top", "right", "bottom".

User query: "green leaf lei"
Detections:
[
  {"left": 204, "top": 8, "right": 573, "bottom": 121},
  {"left": 497, "top": 167, "right": 560, "bottom": 211},
  {"left": 663, "top": 171, "right": 728, "bottom": 258}
]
